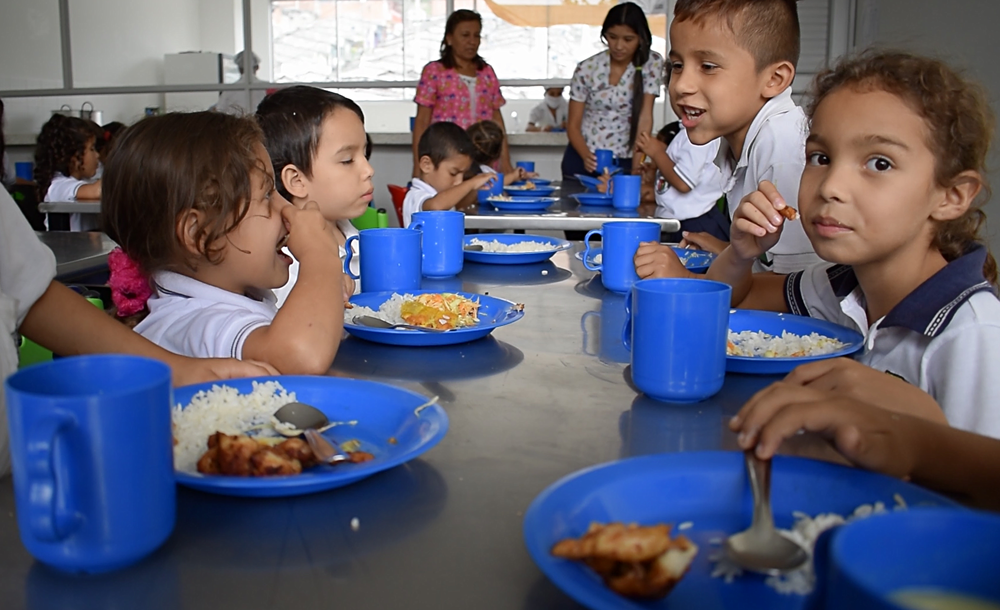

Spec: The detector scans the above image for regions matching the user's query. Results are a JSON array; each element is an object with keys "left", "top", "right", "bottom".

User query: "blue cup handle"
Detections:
[
  {"left": 582, "top": 229, "right": 602, "bottom": 271},
  {"left": 622, "top": 290, "right": 633, "bottom": 352},
  {"left": 26, "top": 410, "right": 81, "bottom": 542},
  {"left": 581, "top": 311, "right": 599, "bottom": 356},
  {"left": 344, "top": 235, "right": 360, "bottom": 280}
]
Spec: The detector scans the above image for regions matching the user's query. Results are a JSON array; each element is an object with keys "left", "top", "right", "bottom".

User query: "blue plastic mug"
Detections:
[
  {"left": 15, "top": 161, "right": 33, "bottom": 181},
  {"left": 477, "top": 172, "right": 503, "bottom": 204},
  {"left": 595, "top": 149, "right": 615, "bottom": 174},
  {"left": 622, "top": 278, "right": 731, "bottom": 402},
  {"left": 516, "top": 161, "right": 535, "bottom": 173},
  {"left": 408, "top": 210, "right": 464, "bottom": 278},
  {"left": 583, "top": 221, "right": 660, "bottom": 293},
  {"left": 611, "top": 174, "right": 641, "bottom": 210},
  {"left": 5, "top": 355, "right": 175, "bottom": 573},
  {"left": 345, "top": 228, "right": 422, "bottom": 292}
]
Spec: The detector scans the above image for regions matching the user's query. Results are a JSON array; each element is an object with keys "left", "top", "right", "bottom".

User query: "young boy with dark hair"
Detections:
[
  {"left": 403, "top": 121, "right": 494, "bottom": 226},
  {"left": 636, "top": 0, "right": 820, "bottom": 275}
]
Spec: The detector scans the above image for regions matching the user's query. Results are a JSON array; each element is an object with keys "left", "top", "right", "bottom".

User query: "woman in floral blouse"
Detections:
[
  {"left": 412, "top": 9, "right": 513, "bottom": 177},
  {"left": 563, "top": 2, "right": 664, "bottom": 178}
]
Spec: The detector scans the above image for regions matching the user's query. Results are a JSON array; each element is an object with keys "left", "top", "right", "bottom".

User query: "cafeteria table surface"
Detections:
[
  {"left": 0, "top": 244, "right": 773, "bottom": 610},
  {"left": 38, "top": 201, "right": 101, "bottom": 214},
  {"left": 36, "top": 230, "right": 116, "bottom": 281}
]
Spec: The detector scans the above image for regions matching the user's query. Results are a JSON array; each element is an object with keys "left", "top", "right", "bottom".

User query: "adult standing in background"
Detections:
[
  {"left": 215, "top": 51, "right": 269, "bottom": 115},
  {"left": 412, "top": 10, "right": 513, "bottom": 177},
  {"left": 527, "top": 87, "right": 569, "bottom": 132},
  {"left": 563, "top": 2, "right": 664, "bottom": 177}
]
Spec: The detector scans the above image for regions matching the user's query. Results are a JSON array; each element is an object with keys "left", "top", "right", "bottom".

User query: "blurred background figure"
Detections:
[
  {"left": 215, "top": 50, "right": 268, "bottom": 115},
  {"left": 527, "top": 87, "right": 568, "bottom": 132}
]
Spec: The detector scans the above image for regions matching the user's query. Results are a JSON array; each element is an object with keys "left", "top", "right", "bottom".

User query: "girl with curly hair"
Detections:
[{"left": 34, "top": 114, "right": 101, "bottom": 231}]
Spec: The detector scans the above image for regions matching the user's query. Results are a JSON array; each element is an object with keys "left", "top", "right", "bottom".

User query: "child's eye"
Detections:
[
  {"left": 701, "top": 63, "right": 719, "bottom": 72},
  {"left": 670, "top": 62, "right": 683, "bottom": 72},
  {"left": 865, "top": 156, "right": 893, "bottom": 172},
  {"left": 807, "top": 152, "right": 829, "bottom": 166}
]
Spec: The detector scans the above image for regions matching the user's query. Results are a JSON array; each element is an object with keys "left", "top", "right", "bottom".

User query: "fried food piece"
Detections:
[
  {"left": 250, "top": 448, "right": 303, "bottom": 476},
  {"left": 779, "top": 206, "right": 798, "bottom": 220},
  {"left": 214, "top": 432, "right": 260, "bottom": 476},
  {"left": 552, "top": 522, "right": 673, "bottom": 562},
  {"left": 196, "top": 446, "right": 220, "bottom": 474},
  {"left": 348, "top": 450, "right": 375, "bottom": 463},
  {"left": 274, "top": 437, "right": 318, "bottom": 468}
]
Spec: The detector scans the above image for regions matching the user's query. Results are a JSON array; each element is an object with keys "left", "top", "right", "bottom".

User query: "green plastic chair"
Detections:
[{"left": 351, "top": 207, "right": 389, "bottom": 231}]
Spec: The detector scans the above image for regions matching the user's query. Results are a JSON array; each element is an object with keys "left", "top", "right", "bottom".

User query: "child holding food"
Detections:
[
  {"left": 34, "top": 114, "right": 102, "bottom": 231},
  {"left": 101, "top": 112, "right": 345, "bottom": 375},
  {"left": 255, "top": 85, "right": 373, "bottom": 306},
  {"left": 467, "top": 120, "right": 531, "bottom": 186},
  {"left": 403, "top": 121, "right": 495, "bottom": 227},
  {"left": 638, "top": 51, "right": 1000, "bottom": 437}
]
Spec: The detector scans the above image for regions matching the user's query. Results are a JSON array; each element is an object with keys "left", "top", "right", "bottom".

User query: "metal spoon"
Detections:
[
  {"left": 464, "top": 245, "right": 485, "bottom": 251},
  {"left": 725, "top": 451, "right": 809, "bottom": 574},
  {"left": 352, "top": 315, "right": 449, "bottom": 332},
  {"left": 272, "top": 402, "right": 348, "bottom": 464}
]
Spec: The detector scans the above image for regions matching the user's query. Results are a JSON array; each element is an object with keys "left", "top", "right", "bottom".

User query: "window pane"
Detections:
[{"left": 0, "top": 0, "right": 63, "bottom": 91}]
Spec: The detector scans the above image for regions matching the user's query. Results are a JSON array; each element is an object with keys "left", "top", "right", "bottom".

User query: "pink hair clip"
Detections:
[{"left": 108, "top": 247, "right": 153, "bottom": 317}]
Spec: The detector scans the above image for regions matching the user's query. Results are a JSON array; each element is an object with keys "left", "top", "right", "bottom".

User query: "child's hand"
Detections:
[
  {"left": 729, "top": 180, "right": 788, "bottom": 261},
  {"left": 342, "top": 274, "right": 356, "bottom": 304},
  {"left": 729, "top": 382, "right": 921, "bottom": 480},
  {"left": 635, "top": 132, "right": 666, "bottom": 157},
  {"left": 281, "top": 200, "right": 339, "bottom": 261},
  {"left": 679, "top": 231, "right": 729, "bottom": 255},
  {"left": 633, "top": 241, "right": 696, "bottom": 280},
  {"left": 469, "top": 172, "right": 497, "bottom": 191}
]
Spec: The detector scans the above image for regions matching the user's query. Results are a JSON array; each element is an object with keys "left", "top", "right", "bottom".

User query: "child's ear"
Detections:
[
  {"left": 176, "top": 209, "right": 208, "bottom": 258},
  {"left": 418, "top": 155, "right": 435, "bottom": 175},
  {"left": 761, "top": 60, "right": 795, "bottom": 100},
  {"left": 280, "top": 164, "right": 309, "bottom": 200},
  {"left": 931, "top": 170, "right": 982, "bottom": 222}
]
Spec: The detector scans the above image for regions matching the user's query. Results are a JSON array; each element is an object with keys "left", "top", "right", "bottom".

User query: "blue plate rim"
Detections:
[
  {"left": 344, "top": 289, "right": 525, "bottom": 338},
  {"left": 726, "top": 309, "right": 864, "bottom": 364}
]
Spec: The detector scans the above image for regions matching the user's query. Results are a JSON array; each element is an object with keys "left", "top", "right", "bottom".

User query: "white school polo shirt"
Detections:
[
  {"left": 46, "top": 173, "right": 101, "bottom": 232},
  {"left": 714, "top": 89, "right": 819, "bottom": 273},
  {"left": 402, "top": 178, "right": 438, "bottom": 227},
  {"left": 654, "top": 128, "right": 722, "bottom": 221},
  {"left": 273, "top": 219, "right": 360, "bottom": 308},
  {"left": 785, "top": 245, "right": 1000, "bottom": 438},
  {"left": 135, "top": 271, "right": 277, "bottom": 360}
]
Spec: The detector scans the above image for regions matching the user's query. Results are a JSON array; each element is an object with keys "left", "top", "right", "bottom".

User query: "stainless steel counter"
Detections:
[
  {"left": 38, "top": 201, "right": 101, "bottom": 214},
  {"left": 36, "top": 230, "right": 116, "bottom": 280},
  {"left": 0, "top": 245, "right": 772, "bottom": 610}
]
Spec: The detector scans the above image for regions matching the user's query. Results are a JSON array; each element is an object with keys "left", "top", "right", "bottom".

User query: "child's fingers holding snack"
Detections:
[
  {"left": 729, "top": 189, "right": 786, "bottom": 260},
  {"left": 633, "top": 241, "right": 695, "bottom": 280}
]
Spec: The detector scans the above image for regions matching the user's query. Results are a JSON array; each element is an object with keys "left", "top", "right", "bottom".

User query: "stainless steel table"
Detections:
[
  {"left": 463, "top": 180, "right": 681, "bottom": 232},
  {"left": 0, "top": 245, "right": 773, "bottom": 610},
  {"left": 38, "top": 201, "right": 101, "bottom": 214},
  {"left": 36, "top": 230, "right": 116, "bottom": 281}
]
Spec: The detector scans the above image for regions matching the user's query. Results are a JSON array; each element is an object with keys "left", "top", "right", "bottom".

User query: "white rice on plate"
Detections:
[
  {"left": 345, "top": 292, "right": 418, "bottom": 326},
  {"left": 172, "top": 381, "right": 295, "bottom": 473},
  {"left": 468, "top": 238, "right": 559, "bottom": 253},
  {"left": 727, "top": 329, "right": 847, "bottom": 358}
]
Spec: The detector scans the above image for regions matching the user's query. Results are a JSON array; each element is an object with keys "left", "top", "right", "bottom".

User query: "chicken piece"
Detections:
[
  {"left": 196, "top": 446, "right": 220, "bottom": 474},
  {"left": 275, "top": 437, "right": 318, "bottom": 468},
  {"left": 644, "top": 536, "right": 698, "bottom": 596},
  {"left": 215, "top": 433, "right": 260, "bottom": 476},
  {"left": 552, "top": 522, "right": 673, "bottom": 563},
  {"left": 250, "top": 448, "right": 303, "bottom": 476},
  {"left": 779, "top": 206, "right": 798, "bottom": 220},
  {"left": 348, "top": 450, "right": 375, "bottom": 464}
]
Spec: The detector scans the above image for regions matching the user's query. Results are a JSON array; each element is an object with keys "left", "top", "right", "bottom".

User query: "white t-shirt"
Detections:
[
  {"left": 0, "top": 188, "right": 58, "bottom": 476},
  {"left": 714, "top": 88, "right": 819, "bottom": 273},
  {"left": 45, "top": 173, "right": 101, "bottom": 232},
  {"left": 529, "top": 98, "right": 568, "bottom": 130},
  {"left": 402, "top": 178, "right": 439, "bottom": 228},
  {"left": 135, "top": 271, "right": 277, "bottom": 360},
  {"left": 459, "top": 74, "right": 478, "bottom": 118},
  {"left": 273, "top": 219, "right": 360, "bottom": 308},
  {"left": 785, "top": 246, "right": 1000, "bottom": 438},
  {"left": 654, "top": 129, "right": 723, "bottom": 221}
]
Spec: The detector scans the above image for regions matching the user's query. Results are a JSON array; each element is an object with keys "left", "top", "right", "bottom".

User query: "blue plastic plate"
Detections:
[
  {"left": 485, "top": 196, "right": 558, "bottom": 212},
  {"left": 505, "top": 185, "right": 556, "bottom": 197},
  {"left": 174, "top": 376, "right": 448, "bottom": 498},
  {"left": 574, "top": 174, "right": 603, "bottom": 192},
  {"left": 523, "top": 451, "right": 957, "bottom": 610},
  {"left": 727, "top": 310, "right": 864, "bottom": 374},
  {"left": 576, "top": 246, "right": 716, "bottom": 274},
  {"left": 512, "top": 179, "right": 552, "bottom": 186},
  {"left": 463, "top": 234, "right": 571, "bottom": 265},
  {"left": 345, "top": 290, "right": 524, "bottom": 346},
  {"left": 570, "top": 192, "right": 613, "bottom": 206}
]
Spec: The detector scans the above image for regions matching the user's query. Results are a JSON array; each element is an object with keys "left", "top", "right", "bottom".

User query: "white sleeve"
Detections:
[
  {"left": 0, "top": 189, "right": 57, "bottom": 326},
  {"left": 924, "top": 326, "right": 1000, "bottom": 439},
  {"left": 528, "top": 104, "right": 546, "bottom": 126},
  {"left": 784, "top": 262, "right": 844, "bottom": 322},
  {"left": 666, "top": 134, "right": 699, "bottom": 190},
  {"left": 402, "top": 188, "right": 434, "bottom": 227},
  {"left": 138, "top": 303, "right": 273, "bottom": 360},
  {"left": 45, "top": 175, "right": 85, "bottom": 202}
]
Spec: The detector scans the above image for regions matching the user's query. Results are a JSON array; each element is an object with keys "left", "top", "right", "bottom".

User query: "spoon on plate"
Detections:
[
  {"left": 464, "top": 245, "right": 484, "bottom": 251},
  {"left": 272, "top": 402, "right": 349, "bottom": 464},
  {"left": 725, "top": 451, "right": 809, "bottom": 574},
  {"left": 352, "top": 315, "right": 450, "bottom": 332}
]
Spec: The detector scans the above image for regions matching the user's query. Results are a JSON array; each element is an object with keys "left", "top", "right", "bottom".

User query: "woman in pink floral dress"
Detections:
[{"left": 412, "top": 9, "right": 513, "bottom": 177}]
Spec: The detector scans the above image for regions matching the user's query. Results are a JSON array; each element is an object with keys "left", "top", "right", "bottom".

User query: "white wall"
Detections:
[{"left": 858, "top": 0, "right": 1000, "bottom": 251}]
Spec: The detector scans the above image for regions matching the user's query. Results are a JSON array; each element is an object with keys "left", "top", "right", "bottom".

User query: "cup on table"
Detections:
[
  {"left": 516, "top": 161, "right": 535, "bottom": 173},
  {"left": 622, "top": 278, "right": 731, "bottom": 402},
  {"left": 611, "top": 175, "right": 641, "bottom": 210},
  {"left": 408, "top": 210, "right": 464, "bottom": 278},
  {"left": 15, "top": 162, "right": 33, "bottom": 182},
  {"left": 582, "top": 221, "right": 660, "bottom": 293},
  {"left": 5, "top": 355, "right": 175, "bottom": 573},
  {"left": 594, "top": 149, "right": 615, "bottom": 174},
  {"left": 477, "top": 172, "right": 504, "bottom": 204},
  {"left": 345, "top": 227, "right": 422, "bottom": 292}
]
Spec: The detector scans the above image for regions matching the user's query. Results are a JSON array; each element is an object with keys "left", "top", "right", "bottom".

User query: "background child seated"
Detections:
[
  {"left": 467, "top": 119, "right": 531, "bottom": 186},
  {"left": 403, "top": 121, "right": 494, "bottom": 226},
  {"left": 34, "top": 114, "right": 102, "bottom": 231},
  {"left": 256, "top": 85, "right": 373, "bottom": 306},
  {"left": 101, "top": 112, "right": 344, "bottom": 375}
]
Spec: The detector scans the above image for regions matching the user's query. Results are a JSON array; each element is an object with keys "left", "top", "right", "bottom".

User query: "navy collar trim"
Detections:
[{"left": 153, "top": 282, "right": 191, "bottom": 299}]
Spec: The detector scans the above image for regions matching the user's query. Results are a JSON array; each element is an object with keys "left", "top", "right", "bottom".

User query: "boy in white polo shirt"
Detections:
[
  {"left": 403, "top": 121, "right": 495, "bottom": 227},
  {"left": 636, "top": 0, "right": 819, "bottom": 274}
]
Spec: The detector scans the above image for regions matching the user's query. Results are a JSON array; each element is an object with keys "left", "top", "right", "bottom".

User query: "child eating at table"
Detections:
[
  {"left": 403, "top": 121, "right": 495, "bottom": 226},
  {"left": 641, "top": 50, "right": 1000, "bottom": 437},
  {"left": 255, "top": 85, "right": 374, "bottom": 306},
  {"left": 638, "top": 0, "right": 818, "bottom": 272},
  {"left": 34, "top": 114, "right": 102, "bottom": 232},
  {"left": 467, "top": 120, "right": 531, "bottom": 186},
  {"left": 101, "top": 112, "right": 345, "bottom": 374}
]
